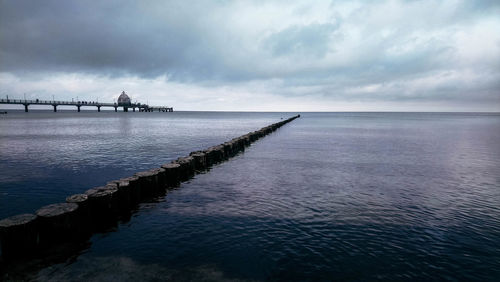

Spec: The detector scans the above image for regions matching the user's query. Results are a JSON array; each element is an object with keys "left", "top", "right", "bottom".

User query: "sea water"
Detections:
[{"left": 1, "top": 111, "right": 499, "bottom": 280}]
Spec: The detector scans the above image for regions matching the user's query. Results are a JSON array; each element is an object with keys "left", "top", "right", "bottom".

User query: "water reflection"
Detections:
[
  {"left": 35, "top": 256, "right": 254, "bottom": 282},
  {"left": 1, "top": 112, "right": 500, "bottom": 280},
  {"left": 0, "top": 111, "right": 285, "bottom": 218}
]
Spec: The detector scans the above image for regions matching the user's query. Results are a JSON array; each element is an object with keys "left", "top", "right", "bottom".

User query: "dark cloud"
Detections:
[{"left": 0, "top": 1, "right": 209, "bottom": 78}]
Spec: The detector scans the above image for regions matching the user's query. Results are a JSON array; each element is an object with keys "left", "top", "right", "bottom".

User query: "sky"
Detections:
[{"left": 1, "top": 0, "right": 499, "bottom": 111}]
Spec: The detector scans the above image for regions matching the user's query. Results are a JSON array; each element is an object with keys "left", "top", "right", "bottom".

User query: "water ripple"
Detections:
[{"left": 2, "top": 112, "right": 500, "bottom": 280}]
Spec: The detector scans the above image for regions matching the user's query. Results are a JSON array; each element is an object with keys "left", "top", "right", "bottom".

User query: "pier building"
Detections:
[{"left": 0, "top": 92, "right": 173, "bottom": 112}]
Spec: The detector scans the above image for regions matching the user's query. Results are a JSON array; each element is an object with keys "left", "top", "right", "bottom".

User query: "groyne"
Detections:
[{"left": 0, "top": 115, "right": 300, "bottom": 262}]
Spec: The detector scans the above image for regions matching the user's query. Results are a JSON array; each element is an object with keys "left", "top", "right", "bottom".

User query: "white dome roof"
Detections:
[{"left": 117, "top": 91, "right": 131, "bottom": 105}]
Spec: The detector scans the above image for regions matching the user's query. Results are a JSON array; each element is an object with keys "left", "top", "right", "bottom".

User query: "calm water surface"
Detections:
[
  {"left": 0, "top": 111, "right": 285, "bottom": 218},
  {"left": 1, "top": 111, "right": 499, "bottom": 280}
]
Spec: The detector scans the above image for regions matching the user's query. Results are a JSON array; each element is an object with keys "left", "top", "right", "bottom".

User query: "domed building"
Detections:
[{"left": 117, "top": 91, "right": 131, "bottom": 106}]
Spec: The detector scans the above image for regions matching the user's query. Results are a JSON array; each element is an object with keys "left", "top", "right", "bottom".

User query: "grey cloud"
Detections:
[
  {"left": 1, "top": 0, "right": 499, "bottom": 110},
  {"left": 0, "top": 1, "right": 216, "bottom": 78},
  {"left": 263, "top": 23, "right": 339, "bottom": 58}
]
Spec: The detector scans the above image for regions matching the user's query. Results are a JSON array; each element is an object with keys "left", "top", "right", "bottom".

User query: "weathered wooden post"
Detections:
[
  {"left": 119, "top": 176, "right": 141, "bottom": 206},
  {"left": 107, "top": 180, "right": 133, "bottom": 213},
  {"left": 134, "top": 170, "right": 153, "bottom": 199},
  {"left": 156, "top": 168, "right": 167, "bottom": 190},
  {"left": 66, "top": 193, "right": 91, "bottom": 234},
  {"left": 190, "top": 152, "right": 207, "bottom": 171},
  {"left": 161, "top": 163, "right": 181, "bottom": 187},
  {"left": 0, "top": 214, "right": 39, "bottom": 259},
  {"left": 211, "top": 145, "right": 225, "bottom": 163},
  {"left": 36, "top": 203, "right": 80, "bottom": 247},
  {"left": 203, "top": 146, "right": 221, "bottom": 166},
  {"left": 223, "top": 142, "right": 233, "bottom": 158},
  {"left": 173, "top": 156, "right": 196, "bottom": 181},
  {"left": 85, "top": 185, "right": 119, "bottom": 229}
]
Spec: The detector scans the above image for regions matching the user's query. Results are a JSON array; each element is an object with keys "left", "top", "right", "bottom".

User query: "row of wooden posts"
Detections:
[{"left": 0, "top": 115, "right": 300, "bottom": 262}]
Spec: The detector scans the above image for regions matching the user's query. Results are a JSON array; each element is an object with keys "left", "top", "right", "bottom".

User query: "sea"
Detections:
[{"left": 0, "top": 111, "right": 499, "bottom": 281}]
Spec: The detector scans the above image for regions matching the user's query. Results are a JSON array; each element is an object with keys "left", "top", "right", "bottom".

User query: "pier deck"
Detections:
[{"left": 0, "top": 98, "right": 173, "bottom": 112}]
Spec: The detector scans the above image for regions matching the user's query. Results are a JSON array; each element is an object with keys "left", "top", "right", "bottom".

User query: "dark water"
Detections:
[
  {"left": 1, "top": 112, "right": 500, "bottom": 280},
  {"left": 0, "top": 111, "right": 285, "bottom": 218}
]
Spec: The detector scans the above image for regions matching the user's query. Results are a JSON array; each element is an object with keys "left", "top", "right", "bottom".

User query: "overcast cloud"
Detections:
[{"left": 1, "top": 0, "right": 499, "bottom": 111}]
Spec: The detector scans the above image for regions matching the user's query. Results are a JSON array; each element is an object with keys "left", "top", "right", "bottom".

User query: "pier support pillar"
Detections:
[
  {"left": 114, "top": 106, "right": 118, "bottom": 112},
  {"left": 24, "top": 104, "right": 28, "bottom": 112},
  {"left": 77, "top": 105, "right": 81, "bottom": 112},
  {"left": 53, "top": 105, "right": 57, "bottom": 112},
  {"left": 97, "top": 106, "right": 101, "bottom": 112},
  {"left": 133, "top": 107, "right": 135, "bottom": 112},
  {"left": 124, "top": 107, "right": 128, "bottom": 112}
]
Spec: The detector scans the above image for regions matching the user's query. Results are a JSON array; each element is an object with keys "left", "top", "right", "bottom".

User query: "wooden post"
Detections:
[
  {"left": 85, "top": 185, "right": 119, "bottom": 229},
  {"left": 161, "top": 163, "right": 181, "bottom": 187},
  {"left": 0, "top": 214, "right": 39, "bottom": 259},
  {"left": 36, "top": 203, "right": 80, "bottom": 246},
  {"left": 107, "top": 180, "right": 132, "bottom": 213},
  {"left": 66, "top": 194, "right": 91, "bottom": 236},
  {"left": 190, "top": 152, "right": 207, "bottom": 171}
]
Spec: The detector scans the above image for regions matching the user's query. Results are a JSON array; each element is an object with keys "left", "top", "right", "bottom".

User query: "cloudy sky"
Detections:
[{"left": 1, "top": 0, "right": 499, "bottom": 111}]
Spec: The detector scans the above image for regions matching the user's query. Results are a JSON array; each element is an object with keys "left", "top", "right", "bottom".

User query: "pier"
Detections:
[
  {"left": 0, "top": 92, "right": 173, "bottom": 113},
  {"left": 0, "top": 115, "right": 300, "bottom": 262}
]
